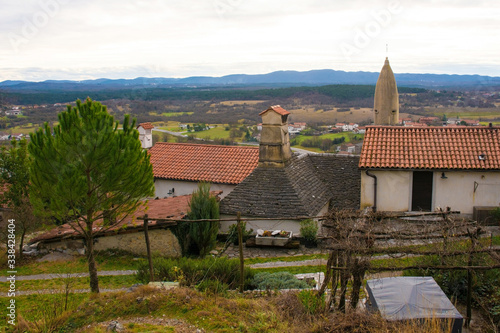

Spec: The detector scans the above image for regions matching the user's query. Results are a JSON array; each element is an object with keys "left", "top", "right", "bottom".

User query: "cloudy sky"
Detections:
[{"left": 1, "top": 0, "right": 499, "bottom": 81}]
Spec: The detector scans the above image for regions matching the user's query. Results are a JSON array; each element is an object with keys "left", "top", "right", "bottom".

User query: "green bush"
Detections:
[
  {"left": 252, "top": 272, "right": 310, "bottom": 290},
  {"left": 227, "top": 221, "right": 253, "bottom": 245},
  {"left": 300, "top": 219, "right": 318, "bottom": 244},
  {"left": 136, "top": 256, "right": 255, "bottom": 290}
]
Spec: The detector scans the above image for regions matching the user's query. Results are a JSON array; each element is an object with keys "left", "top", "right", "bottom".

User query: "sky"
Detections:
[{"left": 1, "top": 0, "right": 499, "bottom": 81}]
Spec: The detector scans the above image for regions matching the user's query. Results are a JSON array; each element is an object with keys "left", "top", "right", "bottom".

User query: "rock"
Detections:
[
  {"left": 77, "top": 248, "right": 86, "bottom": 255},
  {"left": 209, "top": 250, "right": 218, "bottom": 256},
  {"left": 23, "top": 250, "right": 39, "bottom": 256},
  {"left": 107, "top": 320, "right": 124, "bottom": 332}
]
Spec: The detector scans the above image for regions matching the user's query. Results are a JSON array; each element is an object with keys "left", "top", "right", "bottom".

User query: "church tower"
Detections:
[{"left": 374, "top": 57, "right": 399, "bottom": 125}]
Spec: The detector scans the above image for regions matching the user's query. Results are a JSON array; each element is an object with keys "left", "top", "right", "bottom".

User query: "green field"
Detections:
[
  {"left": 188, "top": 126, "right": 232, "bottom": 140},
  {"left": 292, "top": 132, "right": 361, "bottom": 145},
  {"left": 149, "top": 111, "right": 193, "bottom": 117}
]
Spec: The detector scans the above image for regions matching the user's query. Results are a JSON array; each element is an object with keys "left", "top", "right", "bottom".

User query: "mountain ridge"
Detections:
[{"left": 2, "top": 69, "right": 500, "bottom": 91}]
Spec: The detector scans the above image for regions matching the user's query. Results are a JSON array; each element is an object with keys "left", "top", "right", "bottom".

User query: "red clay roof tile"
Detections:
[
  {"left": 258, "top": 105, "right": 290, "bottom": 116},
  {"left": 138, "top": 122, "right": 154, "bottom": 130},
  {"left": 359, "top": 126, "right": 500, "bottom": 170},
  {"left": 148, "top": 143, "right": 259, "bottom": 184},
  {"left": 28, "top": 194, "right": 213, "bottom": 244}
]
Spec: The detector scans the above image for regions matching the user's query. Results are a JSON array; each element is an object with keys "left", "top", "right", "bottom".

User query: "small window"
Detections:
[
  {"left": 374, "top": 109, "right": 378, "bottom": 114},
  {"left": 391, "top": 110, "right": 396, "bottom": 113}
]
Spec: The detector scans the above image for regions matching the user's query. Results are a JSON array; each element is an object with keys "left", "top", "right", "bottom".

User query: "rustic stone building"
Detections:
[{"left": 220, "top": 105, "right": 360, "bottom": 235}]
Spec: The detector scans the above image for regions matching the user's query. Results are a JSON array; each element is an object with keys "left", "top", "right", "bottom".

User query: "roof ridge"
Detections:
[{"left": 153, "top": 142, "right": 258, "bottom": 149}]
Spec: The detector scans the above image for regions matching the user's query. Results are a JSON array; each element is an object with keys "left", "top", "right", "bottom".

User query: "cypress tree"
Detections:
[{"left": 187, "top": 182, "right": 219, "bottom": 257}]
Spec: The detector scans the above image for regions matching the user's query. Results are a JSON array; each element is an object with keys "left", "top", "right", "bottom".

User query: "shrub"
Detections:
[
  {"left": 251, "top": 272, "right": 310, "bottom": 290},
  {"left": 227, "top": 221, "right": 253, "bottom": 245},
  {"left": 136, "top": 256, "right": 255, "bottom": 290},
  {"left": 298, "top": 289, "right": 325, "bottom": 314},
  {"left": 300, "top": 219, "right": 318, "bottom": 244}
]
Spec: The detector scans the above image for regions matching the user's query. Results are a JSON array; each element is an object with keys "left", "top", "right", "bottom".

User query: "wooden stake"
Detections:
[
  {"left": 237, "top": 212, "right": 244, "bottom": 293},
  {"left": 143, "top": 214, "right": 154, "bottom": 282}
]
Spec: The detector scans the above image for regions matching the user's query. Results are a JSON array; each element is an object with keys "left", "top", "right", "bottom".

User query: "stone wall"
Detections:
[
  {"left": 39, "top": 228, "right": 182, "bottom": 257},
  {"left": 94, "top": 228, "right": 181, "bottom": 257}
]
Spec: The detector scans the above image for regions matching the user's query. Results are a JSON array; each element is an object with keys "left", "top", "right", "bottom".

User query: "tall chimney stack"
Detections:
[{"left": 258, "top": 105, "right": 292, "bottom": 167}]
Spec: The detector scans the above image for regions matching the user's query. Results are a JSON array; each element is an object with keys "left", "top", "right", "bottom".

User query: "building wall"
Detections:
[
  {"left": 361, "top": 170, "right": 411, "bottom": 211},
  {"left": 434, "top": 171, "right": 500, "bottom": 214},
  {"left": 220, "top": 202, "right": 329, "bottom": 237},
  {"left": 361, "top": 170, "right": 500, "bottom": 215},
  {"left": 154, "top": 179, "right": 235, "bottom": 199}
]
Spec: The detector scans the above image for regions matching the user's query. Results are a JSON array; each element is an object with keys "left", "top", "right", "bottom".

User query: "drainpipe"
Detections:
[{"left": 365, "top": 170, "right": 377, "bottom": 212}]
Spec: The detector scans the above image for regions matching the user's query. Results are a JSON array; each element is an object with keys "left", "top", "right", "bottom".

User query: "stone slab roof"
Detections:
[
  {"left": 220, "top": 154, "right": 333, "bottom": 218},
  {"left": 360, "top": 126, "right": 500, "bottom": 170},
  {"left": 309, "top": 154, "right": 361, "bottom": 209},
  {"left": 149, "top": 143, "right": 259, "bottom": 184}
]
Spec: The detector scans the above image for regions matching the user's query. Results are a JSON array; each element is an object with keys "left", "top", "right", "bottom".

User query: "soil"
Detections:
[{"left": 79, "top": 316, "right": 205, "bottom": 333}]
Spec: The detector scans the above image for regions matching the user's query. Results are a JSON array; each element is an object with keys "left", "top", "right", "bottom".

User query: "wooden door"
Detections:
[{"left": 411, "top": 171, "right": 433, "bottom": 211}]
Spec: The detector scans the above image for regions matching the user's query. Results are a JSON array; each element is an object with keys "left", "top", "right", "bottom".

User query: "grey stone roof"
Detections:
[
  {"left": 220, "top": 153, "right": 360, "bottom": 218},
  {"left": 309, "top": 154, "right": 361, "bottom": 209}
]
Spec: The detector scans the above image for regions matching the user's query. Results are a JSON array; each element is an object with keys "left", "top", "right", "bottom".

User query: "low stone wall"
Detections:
[
  {"left": 94, "top": 229, "right": 181, "bottom": 257},
  {"left": 38, "top": 228, "right": 182, "bottom": 257}
]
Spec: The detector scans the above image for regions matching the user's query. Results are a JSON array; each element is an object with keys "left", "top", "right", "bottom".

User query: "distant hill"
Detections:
[{"left": 2, "top": 69, "right": 500, "bottom": 92}]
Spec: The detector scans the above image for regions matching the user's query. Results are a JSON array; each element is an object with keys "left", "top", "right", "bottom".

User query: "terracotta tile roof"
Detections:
[
  {"left": 149, "top": 143, "right": 259, "bottom": 184},
  {"left": 359, "top": 126, "right": 500, "bottom": 170},
  {"left": 259, "top": 105, "right": 290, "bottom": 116},
  {"left": 29, "top": 193, "right": 220, "bottom": 244},
  {"left": 138, "top": 122, "right": 154, "bottom": 130}
]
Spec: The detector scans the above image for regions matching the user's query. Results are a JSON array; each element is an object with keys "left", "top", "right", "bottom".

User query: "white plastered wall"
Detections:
[
  {"left": 154, "top": 179, "right": 236, "bottom": 199},
  {"left": 361, "top": 170, "right": 500, "bottom": 215}
]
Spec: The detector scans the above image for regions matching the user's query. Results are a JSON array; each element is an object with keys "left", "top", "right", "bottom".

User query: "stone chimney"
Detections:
[{"left": 258, "top": 105, "right": 292, "bottom": 167}]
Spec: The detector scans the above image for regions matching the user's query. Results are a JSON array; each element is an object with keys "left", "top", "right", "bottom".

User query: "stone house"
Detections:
[
  {"left": 359, "top": 125, "right": 500, "bottom": 217},
  {"left": 137, "top": 122, "right": 154, "bottom": 149},
  {"left": 220, "top": 105, "right": 360, "bottom": 235},
  {"left": 148, "top": 142, "right": 259, "bottom": 199},
  {"left": 28, "top": 194, "right": 205, "bottom": 257}
]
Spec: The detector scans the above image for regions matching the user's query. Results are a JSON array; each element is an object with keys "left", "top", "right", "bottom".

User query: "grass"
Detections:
[
  {"left": 0, "top": 275, "right": 138, "bottom": 293},
  {"left": 253, "top": 266, "right": 326, "bottom": 275},
  {"left": 8, "top": 250, "right": 145, "bottom": 276},
  {"left": 189, "top": 126, "right": 231, "bottom": 140},
  {"left": 1, "top": 285, "right": 461, "bottom": 333},
  {"left": 244, "top": 253, "right": 327, "bottom": 265}
]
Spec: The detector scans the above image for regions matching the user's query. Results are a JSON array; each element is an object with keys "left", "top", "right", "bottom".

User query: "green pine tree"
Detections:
[{"left": 28, "top": 99, "right": 155, "bottom": 293}]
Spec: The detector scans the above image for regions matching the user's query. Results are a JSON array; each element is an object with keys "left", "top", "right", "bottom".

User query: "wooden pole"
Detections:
[
  {"left": 237, "top": 212, "right": 244, "bottom": 293},
  {"left": 143, "top": 214, "right": 154, "bottom": 282}
]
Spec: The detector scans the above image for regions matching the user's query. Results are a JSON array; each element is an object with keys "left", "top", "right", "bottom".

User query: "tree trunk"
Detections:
[
  {"left": 85, "top": 233, "right": 100, "bottom": 293},
  {"left": 350, "top": 258, "right": 367, "bottom": 309},
  {"left": 338, "top": 252, "right": 351, "bottom": 312},
  {"left": 19, "top": 228, "right": 25, "bottom": 261}
]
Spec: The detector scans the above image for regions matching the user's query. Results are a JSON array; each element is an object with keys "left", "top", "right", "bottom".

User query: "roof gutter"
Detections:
[{"left": 365, "top": 170, "right": 377, "bottom": 212}]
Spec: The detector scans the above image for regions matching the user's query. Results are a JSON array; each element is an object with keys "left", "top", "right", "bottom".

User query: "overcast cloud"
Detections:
[{"left": 0, "top": 0, "right": 499, "bottom": 81}]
